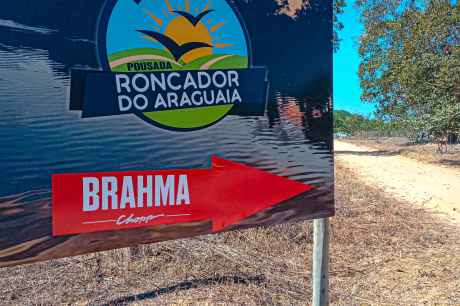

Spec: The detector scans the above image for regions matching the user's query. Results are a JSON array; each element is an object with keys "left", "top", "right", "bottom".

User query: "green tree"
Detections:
[{"left": 356, "top": 0, "right": 460, "bottom": 145}]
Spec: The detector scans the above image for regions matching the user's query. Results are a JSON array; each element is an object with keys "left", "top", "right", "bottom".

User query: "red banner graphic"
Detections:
[{"left": 52, "top": 157, "right": 313, "bottom": 236}]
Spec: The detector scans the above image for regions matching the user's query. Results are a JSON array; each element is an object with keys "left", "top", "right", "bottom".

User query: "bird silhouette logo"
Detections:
[
  {"left": 173, "top": 10, "right": 214, "bottom": 26},
  {"left": 137, "top": 29, "right": 212, "bottom": 62},
  {"left": 137, "top": 9, "right": 215, "bottom": 62}
]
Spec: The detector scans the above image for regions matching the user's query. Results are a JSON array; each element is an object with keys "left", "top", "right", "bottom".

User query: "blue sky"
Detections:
[{"left": 333, "top": 0, "right": 376, "bottom": 116}]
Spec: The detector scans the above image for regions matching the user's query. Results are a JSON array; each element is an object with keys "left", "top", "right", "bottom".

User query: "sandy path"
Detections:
[{"left": 335, "top": 140, "right": 460, "bottom": 223}]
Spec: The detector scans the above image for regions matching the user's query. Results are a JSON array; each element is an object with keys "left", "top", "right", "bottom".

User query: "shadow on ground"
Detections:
[
  {"left": 439, "top": 159, "right": 460, "bottom": 167},
  {"left": 100, "top": 275, "right": 266, "bottom": 306},
  {"left": 335, "top": 150, "right": 401, "bottom": 157}
]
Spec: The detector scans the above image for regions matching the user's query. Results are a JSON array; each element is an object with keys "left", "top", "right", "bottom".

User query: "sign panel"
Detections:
[
  {"left": 52, "top": 157, "right": 313, "bottom": 236},
  {"left": 0, "top": 0, "right": 333, "bottom": 267}
]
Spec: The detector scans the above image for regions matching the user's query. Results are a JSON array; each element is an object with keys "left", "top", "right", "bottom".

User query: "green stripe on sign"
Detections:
[{"left": 144, "top": 104, "right": 234, "bottom": 129}]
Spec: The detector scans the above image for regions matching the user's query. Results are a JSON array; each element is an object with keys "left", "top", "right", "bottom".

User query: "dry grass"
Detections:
[
  {"left": 0, "top": 163, "right": 459, "bottom": 305},
  {"left": 344, "top": 137, "right": 460, "bottom": 168}
]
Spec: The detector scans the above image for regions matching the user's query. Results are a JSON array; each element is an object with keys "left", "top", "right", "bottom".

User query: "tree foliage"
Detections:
[
  {"left": 356, "top": 0, "right": 460, "bottom": 142},
  {"left": 334, "top": 110, "right": 405, "bottom": 136}
]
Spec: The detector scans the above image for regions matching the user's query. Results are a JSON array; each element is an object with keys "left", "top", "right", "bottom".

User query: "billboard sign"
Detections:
[{"left": 0, "top": 0, "right": 334, "bottom": 267}]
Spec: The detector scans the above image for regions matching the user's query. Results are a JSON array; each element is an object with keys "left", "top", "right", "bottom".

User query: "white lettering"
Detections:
[
  {"left": 81, "top": 175, "right": 191, "bottom": 212},
  {"left": 83, "top": 177, "right": 99, "bottom": 212},
  {"left": 215, "top": 90, "right": 226, "bottom": 104},
  {"left": 167, "top": 72, "right": 181, "bottom": 90},
  {"left": 231, "top": 89, "right": 242, "bottom": 104},
  {"left": 155, "top": 175, "right": 175, "bottom": 207},
  {"left": 192, "top": 91, "right": 203, "bottom": 106},
  {"left": 180, "top": 92, "right": 192, "bottom": 107},
  {"left": 133, "top": 94, "right": 148, "bottom": 111},
  {"left": 212, "top": 71, "right": 227, "bottom": 88},
  {"left": 203, "top": 90, "right": 214, "bottom": 105},
  {"left": 132, "top": 74, "right": 150, "bottom": 92},
  {"left": 102, "top": 177, "right": 118, "bottom": 210},
  {"left": 198, "top": 71, "right": 211, "bottom": 88},
  {"left": 176, "top": 175, "right": 190, "bottom": 205},
  {"left": 115, "top": 74, "right": 131, "bottom": 93},
  {"left": 167, "top": 92, "right": 179, "bottom": 108},
  {"left": 154, "top": 93, "right": 167, "bottom": 109},
  {"left": 150, "top": 73, "right": 167, "bottom": 91},
  {"left": 137, "top": 175, "right": 153, "bottom": 208},
  {"left": 120, "top": 176, "right": 136, "bottom": 209},
  {"left": 228, "top": 70, "right": 240, "bottom": 87},
  {"left": 184, "top": 72, "right": 198, "bottom": 90},
  {"left": 118, "top": 95, "right": 132, "bottom": 112}
]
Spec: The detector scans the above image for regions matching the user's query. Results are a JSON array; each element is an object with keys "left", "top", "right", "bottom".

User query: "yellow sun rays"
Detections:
[
  {"left": 210, "top": 22, "right": 225, "bottom": 33},
  {"left": 214, "top": 43, "right": 233, "bottom": 48},
  {"left": 185, "top": 0, "right": 190, "bottom": 12},
  {"left": 204, "top": 0, "right": 211, "bottom": 11},
  {"left": 145, "top": 0, "right": 222, "bottom": 28},
  {"left": 144, "top": 9, "right": 163, "bottom": 26},
  {"left": 163, "top": 0, "right": 174, "bottom": 12}
]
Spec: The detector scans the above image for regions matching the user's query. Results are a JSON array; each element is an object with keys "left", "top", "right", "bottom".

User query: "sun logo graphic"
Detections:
[
  {"left": 69, "top": 0, "right": 267, "bottom": 132},
  {"left": 103, "top": 0, "right": 249, "bottom": 73}
]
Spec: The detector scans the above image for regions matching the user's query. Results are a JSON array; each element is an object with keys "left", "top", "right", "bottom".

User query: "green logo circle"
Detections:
[{"left": 98, "top": 0, "right": 251, "bottom": 131}]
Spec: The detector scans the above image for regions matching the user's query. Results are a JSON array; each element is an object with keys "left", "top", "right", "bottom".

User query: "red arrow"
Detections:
[{"left": 52, "top": 157, "right": 313, "bottom": 236}]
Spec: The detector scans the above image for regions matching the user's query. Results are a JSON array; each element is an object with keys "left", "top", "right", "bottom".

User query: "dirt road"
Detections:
[{"left": 335, "top": 140, "right": 460, "bottom": 223}]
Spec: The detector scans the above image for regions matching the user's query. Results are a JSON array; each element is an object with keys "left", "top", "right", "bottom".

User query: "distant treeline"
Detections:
[
  {"left": 334, "top": 110, "right": 408, "bottom": 138},
  {"left": 334, "top": 110, "right": 459, "bottom": 145}
]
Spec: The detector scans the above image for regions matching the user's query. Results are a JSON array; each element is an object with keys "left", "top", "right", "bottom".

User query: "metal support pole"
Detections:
[{"left": 312, "top": 218, "right": 330, "bottom": 306}]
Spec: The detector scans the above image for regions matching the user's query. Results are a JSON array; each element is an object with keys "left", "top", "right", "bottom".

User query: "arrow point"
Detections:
[{"left": 208, "top": 156, "right": 314, "bottom": 231}]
